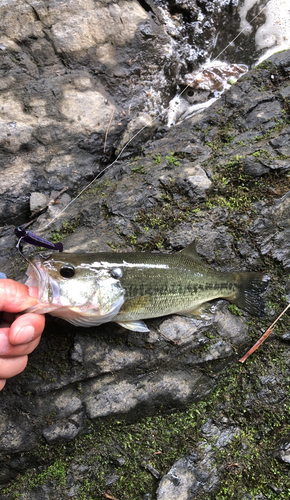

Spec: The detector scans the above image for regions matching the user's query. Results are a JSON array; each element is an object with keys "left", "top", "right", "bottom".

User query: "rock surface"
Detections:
[
  {"left": 156, "top": 417, "right": 241, "bottom": 500},
  {"left": 0, "top": 0, "right": 287, "bottom": 225},
  {"left": 1, "top": 1, "right": 290, "bottom": 498},
  {"left": 156, "top": 449, "right": 219, "bottom": 500}
]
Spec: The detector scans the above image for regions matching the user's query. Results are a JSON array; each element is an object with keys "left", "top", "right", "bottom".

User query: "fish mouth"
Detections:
[{"left": 25, "top": 257, "right": 62, "bottom": 314}]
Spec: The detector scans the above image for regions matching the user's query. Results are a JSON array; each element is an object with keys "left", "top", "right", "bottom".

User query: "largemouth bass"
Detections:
[{"left": 25, "top": 242, "right": 269, "bottom": 332}]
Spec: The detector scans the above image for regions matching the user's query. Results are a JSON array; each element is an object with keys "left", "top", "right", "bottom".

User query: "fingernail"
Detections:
[
  {"left": 27, "top": 286, "right": 39, "bottom": 299},
  {"left": 14, "top": 326, "right": 35, "bottom": 344},
  {"left": 0, "top": 332, "right": 9, "bottom": 355}
]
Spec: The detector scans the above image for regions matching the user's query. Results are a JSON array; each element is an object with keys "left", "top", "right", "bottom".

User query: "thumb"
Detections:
[{"left": 0, "top": 279, "right": 38, "bottom": 313}]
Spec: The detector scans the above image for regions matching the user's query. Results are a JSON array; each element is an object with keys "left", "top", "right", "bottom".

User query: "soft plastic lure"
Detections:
[{"left": 14, "top": 226, "right": 63, "bottom": 252}]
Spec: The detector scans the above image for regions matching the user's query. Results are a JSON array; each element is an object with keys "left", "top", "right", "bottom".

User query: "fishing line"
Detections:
[{"left": 20, "top": 0, "right": 270, "bottom": 237}]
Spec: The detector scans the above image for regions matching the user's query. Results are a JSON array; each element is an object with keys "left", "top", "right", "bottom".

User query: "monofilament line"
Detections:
[{"left": 38, "top": 0, "right": 270, "bottom": 233}]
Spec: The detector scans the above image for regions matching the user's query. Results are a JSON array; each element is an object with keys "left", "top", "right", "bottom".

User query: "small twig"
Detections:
[
  {"left": 101, "top": 493, "right": 120, "bottom": 500},
  {"left": 239, "top": 303, "right": 290, "bottom": 363},
  {"left": 104, "top": 106, "right": 115, "bottom": 153},
  {"left": 48, "top": 186, "right": 69, "bottom": 205},
  {"left": 157, "top": 326, "right": 179, "bottom": 345},
  {"left": 21, "top": 219, "right": 36, "bottom": 230}
]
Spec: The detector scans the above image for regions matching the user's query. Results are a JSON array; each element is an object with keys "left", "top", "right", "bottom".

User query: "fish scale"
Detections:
[{"left": 116, "top": 267, "right": 234, "bottom": 321}]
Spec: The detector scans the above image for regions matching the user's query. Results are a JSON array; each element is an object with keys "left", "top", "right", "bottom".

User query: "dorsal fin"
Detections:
[{"left": 180, "top": 240, "right": 201, "bottom": 261}]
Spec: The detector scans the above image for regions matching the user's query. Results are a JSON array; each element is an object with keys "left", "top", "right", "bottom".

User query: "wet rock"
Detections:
[
  {"left": 270, "top": 484, "right": 282, "bottom": 494},
  {"left": 249, "top": 191, "right": 290, "bottom": 270},
  {"left": 0, "top": 160, "right": 34, "bottom": 223},
  {"left": 19, "top": 485, "right": 51, "bottom": 500},
  {"left": 157, "top": 418, "right": 241, "bottom": 499},
  {"left": 1, "top": 0, "right": 289, "bottom": 228},
  {"left": 270, "top": 131, "right": 290, "bottom": 156},
  {"left": 166, "top": 222, "right": 235, "bottom": 264},
  {"left": 272, "top": 438, "right": 290, "bottom": 464},
  {"left": 105, "top": 473, "right": 119, "bottom": 485},
  {"left": 42, "top": 412, "right": 84, "bottom": 444},
  {"left": 236, "top": 239, "right": 260, "bottom": 267},
  {"left": 36, "top": 388, "right": 83, "bottom": 420},
  {"left": 156, "top": 449, "right": 219, "bottom": 500},
  {"left": 0, "top": 0, "right": 176, "bottom": 224},
  {"left": 244, "top": 373, "right": 286, "bottom": 408},
  {"left": 245, "top": 100, "right": 283, "bottom": 130},
  {"left": 116, "top": 112, "right": 160, "bottom": 155},
  {"left": 49, "top": 1, "right": 148, "bottom": 53},
  {"left": 282, "top": 331, "right": 290, "bottom": 342},
  {"left": 0, "top": 466, "right": 17, "bottom": 485},
  {"left": 112, "top": 456, "right": 126, "bottom": 467},
  {"left": 215, "top": 303, "right": 248, "bottom": 346},
  {"left": 30, "top": 192, "right": 49, "bottom": 212},
  {"left": 82, "top": 369, "right": 212, "bottom": 420},
  {"left": 243, "top": 157, "right": 270, "bottom": 177},
  {"left": 201, "top": 419, "right": 240, "bottom": 448},
  {"left": 147, "top": 464, "right": 160, "bottom": 479},
  {"left": 175, "top": 162, "right": 212, "bottom": 202},
  {"left": 157, "top": 315, "right": 212, "bottom": 347},
  {"left": 0, "top": 416, "right": 38, "bottom": 454},
  {"left": 259, "top": 158, "right": 290, "bottom": 173}
]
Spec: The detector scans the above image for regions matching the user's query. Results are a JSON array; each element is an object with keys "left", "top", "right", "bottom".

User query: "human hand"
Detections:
[{"left": 0, "top": 279, "right": 45, "bottom": 391}]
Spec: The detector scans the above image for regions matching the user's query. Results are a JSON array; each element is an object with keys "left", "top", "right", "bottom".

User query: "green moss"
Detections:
[
  {"left": 228, "top": 304, "right": 243, "bottom": 316},
  {"left": 155, "top": 238, "right": 164, "bottom": 249},
  {"left": 255, "top": 60, "right": 272, "bottom": 71},
  {"left": 204, "top": 153, "right": 289, "bottom": 213},
  {"left": 165, "top": 152, "right": 180, "bottom": 166},
  {"left": 50, "top": 229, "right": 62, "bottom": 243},
  {"left": 20, "top": 262, "right": 28, "bottom": 272},
  {"left": 206, "top": 140, "right": 221, "bottom": 152},
  {"left": 30, "top": 460, "right": 66, "bottom": 488},
  {"left": 251, "top": 149, "right": 271, "bottom": 159},
  {"left": 131, "top": 165, "right": 146, "bottom": 174},
  {"left": 153, "top": 153, "right": 161, "bottom": 164},
  {"left": 130, "top": 233, "right": 137, "bottom": 245},
  {"left": 252, "top": 119, "right": 289, "bottom": 143},
  {"left": 50, "top": 216, "right": 80, "bottom": 243},
  {"left": 107, "top": 241, "right": 122, "bottom": 250}
]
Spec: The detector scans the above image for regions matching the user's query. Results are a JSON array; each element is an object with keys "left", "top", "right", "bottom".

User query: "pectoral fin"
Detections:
[
  {"left": 116, "top": 320, "right": 150, "bottom": 332},
  {"left": 120, "top": 295, "right": 151, "bottom": 313}
]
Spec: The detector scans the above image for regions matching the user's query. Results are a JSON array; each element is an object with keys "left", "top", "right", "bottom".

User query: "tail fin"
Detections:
[{"left": 227, "top": 272, "right": 269, "bottom": 317}]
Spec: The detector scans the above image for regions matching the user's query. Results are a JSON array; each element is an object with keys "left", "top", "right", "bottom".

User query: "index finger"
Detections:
[{"left": 0, "top": 279, "right": 38, "bottom": 313}]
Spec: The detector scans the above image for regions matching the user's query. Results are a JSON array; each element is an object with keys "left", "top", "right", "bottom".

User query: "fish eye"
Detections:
[
  {"left": 110, "top": 267, "right": 122, "bottom": 279},
  {"left": 60, "top": 265, "right": 75, "bottom": 278}
]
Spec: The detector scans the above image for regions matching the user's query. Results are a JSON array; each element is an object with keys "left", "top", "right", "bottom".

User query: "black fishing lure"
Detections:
[{"left": 15, "top": 226, "right": 63, "bottom": 252}]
